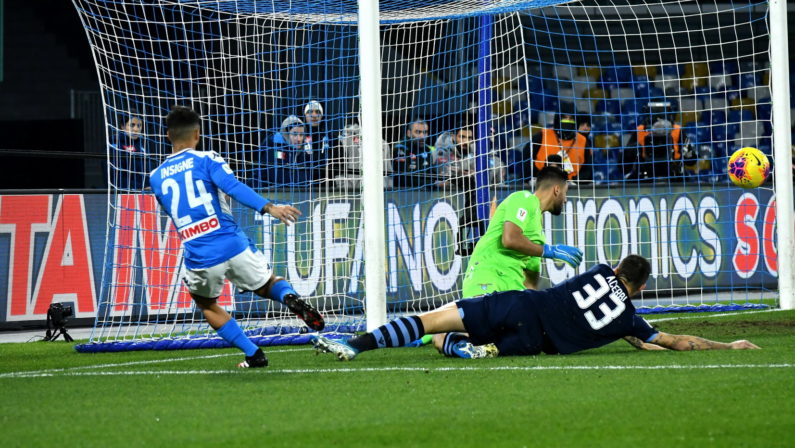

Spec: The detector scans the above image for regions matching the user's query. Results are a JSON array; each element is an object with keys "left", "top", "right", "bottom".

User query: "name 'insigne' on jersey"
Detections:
[
  {"left": 149, "top": 149, "right": 269, "bottom": 269},
  {"left": 532, "top": 264, "right": 657, "bottom": 354}
]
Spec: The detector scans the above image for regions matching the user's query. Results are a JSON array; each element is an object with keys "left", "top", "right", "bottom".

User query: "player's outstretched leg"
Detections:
[
  {"left": 312, "top": 316, "right": 425, "bottom": 361},
  {"left": 256, "top": 277, "right": 325, "bottom": 331}
]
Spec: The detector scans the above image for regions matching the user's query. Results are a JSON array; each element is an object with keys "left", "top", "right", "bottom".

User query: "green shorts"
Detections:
[{"left": 461, "top": 265, "right": 538, "bottom": 298}]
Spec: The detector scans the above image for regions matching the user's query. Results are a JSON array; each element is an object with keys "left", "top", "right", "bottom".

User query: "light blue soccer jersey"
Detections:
[{"left": 149, "top": 149, "right": 269, "bottom": 269}]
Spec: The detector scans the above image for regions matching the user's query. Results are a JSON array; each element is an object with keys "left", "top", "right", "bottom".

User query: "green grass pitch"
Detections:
[{"left": 1, "top": 310, "right": 793, "bottom": 448}]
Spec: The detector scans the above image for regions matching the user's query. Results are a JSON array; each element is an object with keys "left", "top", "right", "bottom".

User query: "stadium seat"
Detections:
[
  {"left": 684, "top": 62, "right": 709, "bottom": 78},
  {"left": 679, "top": 96, "right": 701, "bottom": 114},
  {"left": 739, "top": 72, "right": 758, "bottom": 89},
  {"left": 712, "top": 125, "right": 728, "bottom": 142},
  {"left": 704, "top": 95, "right": 728, "bottom": 111},
  {"left": 731, "top": 97, "right": 755, "bottom": 112},
  {"left": 695, "top": 124, "right": 712, "bottom": 146},
  {"left": 632, "top": 65, "right": 658, "bottom": 79},
  {"left": 655, "top": 74, "right": 679, "bottom": 92},
  {"left": 661, "top": 64, "right": 682, "bottom": 76},
  {"left": 621, "top": 113, "right": 639, "bottom": 131},
  {"left": 746, "top": 86, "right": 770, "bottom": 100},
  {"left": 679, "top": 111, "right": 700, "bottom": 126},
  {"left": 709, "top": 73, "right": 732, "bottom": 91},
  {"left": 647, "top": 86, "right": 664, "bottom": 100},
  {"left": 579, "top": 66, "right": 603, "bottom": 80},
  {"left": 554, "top": 64, "right": 577, "bottom": 80},
  {"left": 575, "top": 98, "right": 593, "bottom": 115},
  {"left": 610, "top": 87, "right": 635, "bottom": 101},
  {"left": 710, "top": 61, "right": 739, "bottom": 75},
  {"left": 595, "top": 98, "right": 621, "bottom": 115},
  {"left": 694, "top": 85, "right": 712, "bottom": 99},
  {"left": 755, "top": 100, "right": 772, "bottom": 120}
]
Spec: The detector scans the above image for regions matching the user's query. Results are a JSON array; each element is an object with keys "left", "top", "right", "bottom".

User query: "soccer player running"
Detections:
[
  {"left": 312, "top": 255, "right": 759, "bottom": 361},
  {"left": 149, "top": 106, "right": 324, "bottom": 368}
]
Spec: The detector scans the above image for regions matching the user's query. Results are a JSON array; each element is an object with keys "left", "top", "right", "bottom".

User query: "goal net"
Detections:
[{"left": 71, "top": 0, "right": 784, "bottom": 352}]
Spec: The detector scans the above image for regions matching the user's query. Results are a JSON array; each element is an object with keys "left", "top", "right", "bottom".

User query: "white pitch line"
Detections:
[
  {"left": 646, "top": 307, "right": 786, "bottom": 323},
  {"left": 1, "top": 363, "right": 792, "bottom": 379},
  {"left": 0, "top": 347, "right": 312, "bottom": 378}
]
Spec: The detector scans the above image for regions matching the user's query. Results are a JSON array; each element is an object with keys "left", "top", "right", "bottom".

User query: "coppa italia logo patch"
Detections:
[{"left": 178, "top": 215, "right": 220, "bottom": 242}]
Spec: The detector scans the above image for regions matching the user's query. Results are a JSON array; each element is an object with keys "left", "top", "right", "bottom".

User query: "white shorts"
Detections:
[{"left": 183, "top": 248, "right": 272, "bottom": 298}]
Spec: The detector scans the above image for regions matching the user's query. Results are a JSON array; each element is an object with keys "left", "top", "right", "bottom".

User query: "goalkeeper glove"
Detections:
[{"left": 542, "top": 244, "right": 583, "bottom": 268}]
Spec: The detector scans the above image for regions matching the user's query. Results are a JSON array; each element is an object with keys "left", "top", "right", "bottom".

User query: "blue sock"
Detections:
[
  {"left": 216, "top": 319, "right": 259, "bottom": 357},
  {"left": 269, "top": 279, "right": 297, "bottom": 304},
  {"left": 442, "top": 332, "right": 469, "bottom": 357}
]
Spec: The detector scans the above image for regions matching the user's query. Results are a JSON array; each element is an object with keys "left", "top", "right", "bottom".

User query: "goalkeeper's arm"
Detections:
[
  {"left": 649, "top": 332, "right": 760, "bottom": 351},
  {"left": 501, "top": 222, "right": 582, "bottom": 268}
]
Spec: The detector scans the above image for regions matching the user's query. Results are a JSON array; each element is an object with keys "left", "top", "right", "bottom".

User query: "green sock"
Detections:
[{"left": 420, "top": 334, "right": 433, "bottom": 345}]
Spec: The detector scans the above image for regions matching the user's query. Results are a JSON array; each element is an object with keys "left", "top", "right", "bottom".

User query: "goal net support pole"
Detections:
[
  {"left": 769, "top": 0, "right": 794, "bottom": 310},
  {"left": 358, "top": 0, "right": 388, "bottom": 330}
]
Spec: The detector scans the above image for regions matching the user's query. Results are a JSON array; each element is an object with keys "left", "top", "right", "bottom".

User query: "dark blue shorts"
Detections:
[{"left": 456, "top": 291, "right": 546, "bottom": 356}]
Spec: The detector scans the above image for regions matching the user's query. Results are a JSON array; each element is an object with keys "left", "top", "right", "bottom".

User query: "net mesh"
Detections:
[{"left": 72, "top": 0, "right": 777, "bottom": 352}]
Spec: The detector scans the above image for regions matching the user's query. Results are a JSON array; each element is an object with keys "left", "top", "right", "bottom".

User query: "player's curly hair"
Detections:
[
  {"left": 616, "top": 254, "right": 652, "bottom": 292},
  {"left": 166, "top": 105, "right": 200, "bottom": 142}
]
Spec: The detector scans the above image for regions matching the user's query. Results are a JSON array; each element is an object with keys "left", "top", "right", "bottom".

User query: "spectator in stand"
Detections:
[
  {"left": 434, "top": 122, "right": 504, "bottom": 255},
  {"left": 111, "top": 112, "right": 152, "bottom": 191},
  {"left": 303, "top": 100, "right": 331, "bottom": 182},
  {"left": 328, "top": 122, "right": 362, "bottom": 191},
  {"left": 262, "top": 115, "right": 313, "bottom": 187},
  {"left": 522, "top": 109, "right": 587, "bottom": 182},
  {"left": 391, "top": 119, "right": 436, "bottom": 188},
  {"left": 623, "top": 101, "right": 693, "bottom": 180}
]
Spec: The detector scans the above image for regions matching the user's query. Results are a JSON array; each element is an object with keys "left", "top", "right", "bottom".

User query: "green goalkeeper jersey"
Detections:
[{"left": 462, "top": 191, "right": 545, "bottom": 297}]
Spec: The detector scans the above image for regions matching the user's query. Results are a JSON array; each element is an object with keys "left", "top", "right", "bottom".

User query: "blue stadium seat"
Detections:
[
  {"left": 726, "top": 122, "right": 740, "bottom": 139},
  {"left": 661, "top": 64, "right": 682, "bottom": 76},
  {"left": 621, "top": 113, "right": 639, "bottom": 131},
  {"left": 647, "top": 87, "right": 664, "bottom": 100},
  {"left": 694, "top": 86, "right": 712, "bottom": 99},
  {"left": 695, "top": 125, "right": 712, "bottom": 146},
  {"left": 756, "top": 100, "right": 772, "bottom": 120},
  {"left": 705, "top": 110, "right": 726, "bottom": 125},
  {"left": 710, "top": 61, "right": 738, "bottom": 74},
  {"left": 727, "top": 110, "right": 742, "bottom": 123},
  {"left": 595, "top": 98, "right": 621, "bottom": 115},
  {"left": 712, "top": 125, "right": 727, "bottom": 141},
  {"left": 739, "top": 73, "right": 758, "bottom": 89},
  {"left": 632, "top": 76, "right": 651, "bottom": 99}
]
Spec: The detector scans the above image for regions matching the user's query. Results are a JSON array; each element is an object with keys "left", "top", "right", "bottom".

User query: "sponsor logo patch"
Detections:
[
  {"left": 178, "top": 215, "right": 221, "bottom": 242},
  {"left": 516, "top": 208, "right": 528, "bottom": 221}
]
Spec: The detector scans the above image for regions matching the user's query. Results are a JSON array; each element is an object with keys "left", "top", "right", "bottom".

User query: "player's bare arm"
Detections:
[
  {"left": 502, "top": 221, "right": 543, "bottom": 256},
  {"left": 623, "top": 336, "right": 667, "bottom": 351},
  {"left": 263, "top": 203, "right": 301, "bottom": 225},
  {"left": 650, "top": 332, "right": 760, "bottom": 350}
]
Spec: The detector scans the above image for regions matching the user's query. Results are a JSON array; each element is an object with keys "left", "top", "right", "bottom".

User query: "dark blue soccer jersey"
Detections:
[{"left": 457, "top": 264, "right": 657, "bottom": 356}]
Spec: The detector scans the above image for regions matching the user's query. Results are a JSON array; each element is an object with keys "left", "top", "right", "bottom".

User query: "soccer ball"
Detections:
[{"left": 727, "top": 147, "right": 770, "bottom": 189}]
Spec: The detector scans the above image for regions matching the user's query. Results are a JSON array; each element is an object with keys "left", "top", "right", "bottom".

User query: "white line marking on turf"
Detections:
[
  {"left": 0, "top": 347, "right": 311, "bottom": 378},
  {"left": 647, "top": 308, "right": 786, "bottom": 323},
  {"left": 1, "top": 363, "right": 791, "bottom": 378}
]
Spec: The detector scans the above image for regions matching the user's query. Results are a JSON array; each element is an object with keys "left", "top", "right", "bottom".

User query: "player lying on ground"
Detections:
[
  {"left": 313, "top": 254, "right": 758, "bottom": 360},
  {"left": 150, "top": 106, "right": 324, "bottom": 368}
]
